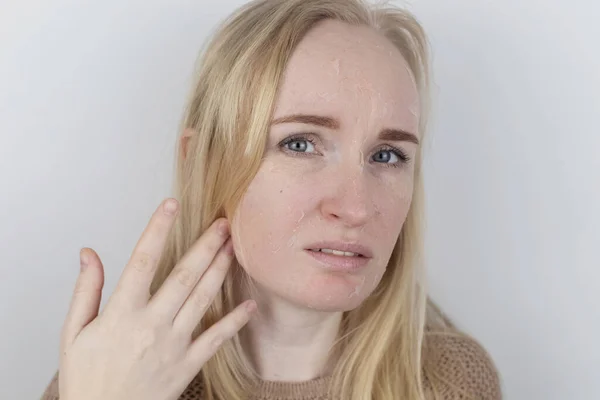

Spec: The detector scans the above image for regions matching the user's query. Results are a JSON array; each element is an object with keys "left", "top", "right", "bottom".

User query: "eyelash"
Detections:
[
  {"left": 377, "top": 145, "right": 411, "bottom": 167},
  {"left": 278, "top": 133, "right": 411, "bottom": 167},
  {"left": 279, "top": 134, "right": 319, "bottom": 155}
]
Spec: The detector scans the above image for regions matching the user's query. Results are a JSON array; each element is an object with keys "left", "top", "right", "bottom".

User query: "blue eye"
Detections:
[
  {"left": 372, "top": 147, "right": 410, "bottom": 167},
  {"left": 280, "top": 135, "right": 317, "bottom": 154},
  {"left": 373, "top": 150, "right": 398, "bottom": 163}
]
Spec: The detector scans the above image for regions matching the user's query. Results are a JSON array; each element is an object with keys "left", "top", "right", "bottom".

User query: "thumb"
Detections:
[{"left": 61, "top": 248, "right": 105, "bottom": 348}]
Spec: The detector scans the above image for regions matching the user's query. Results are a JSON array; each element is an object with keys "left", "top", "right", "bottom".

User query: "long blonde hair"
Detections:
[{"left": 151, "top": 0, "right": 459, "bottom": 398}]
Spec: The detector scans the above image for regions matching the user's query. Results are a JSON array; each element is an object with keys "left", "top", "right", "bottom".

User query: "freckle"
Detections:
[{"left": 280, "top": 189, "right": 283, "bottom": 193}]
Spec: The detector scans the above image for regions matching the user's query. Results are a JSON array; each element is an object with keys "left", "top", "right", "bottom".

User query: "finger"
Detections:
[
  {"left": 147, "top": 218, "right": 230, "bottom": 320},
  {"left": 185, "top": 300, "right": 256, "bottom": 370},
  {"left": 61, "top": 248, "right": 105, "bottom": 348},
  {"left": 172, "top": 238, "right": 234, "bottom": 334},
  {"left": 109, "top": 198, "right": 179, "bottom": 311}
]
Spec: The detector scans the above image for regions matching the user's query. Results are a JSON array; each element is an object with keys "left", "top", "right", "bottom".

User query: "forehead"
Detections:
[{"left": 273, "top": 20, "right": 420, "bottom": 131}]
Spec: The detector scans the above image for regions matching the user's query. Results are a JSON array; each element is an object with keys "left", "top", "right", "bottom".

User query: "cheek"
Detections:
[
  {"left": 371, "top": 172, "right": 414, "bottom": 237},
  {"left": 230, "top": 161, "right": 313, "bottom": 270},
  {"left": 359, "top": 175, "right": 413, "bottom": 292}
]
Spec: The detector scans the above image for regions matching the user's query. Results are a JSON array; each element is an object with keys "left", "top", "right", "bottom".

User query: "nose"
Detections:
[{"left": 318, "top": 165, "right": 374, "bottom": 228}]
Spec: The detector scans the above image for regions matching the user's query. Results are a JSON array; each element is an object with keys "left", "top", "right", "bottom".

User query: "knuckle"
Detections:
[
  {"left": 174, "top": 266, "right": 197, "bottom": 288},
  {"left": 73, "top": 278, "right": 99, "bottom": 297},
  {"left": 129, "top": 251, "right": 157, "bottom": 273},
  {"left": 210, "top": 334, "right": 224, "bottom": 350},
  {"left": 73, "top": 278, "right": 88, "bottom": 295},
  {"left": 191, "top": 292, "right": 212, "bottom": 312}
]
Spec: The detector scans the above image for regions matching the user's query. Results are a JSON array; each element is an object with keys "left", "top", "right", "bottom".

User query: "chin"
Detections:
[
  {"left": 268, "top": 270, "right": 376, "bottom": 312},
  {"left": 302, "top": 295, "right": 367, "bottom": 312}
]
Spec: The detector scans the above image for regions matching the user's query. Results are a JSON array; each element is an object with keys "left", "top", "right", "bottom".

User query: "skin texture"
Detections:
[{"left": 228, "top": 20, "right": 422, "bottom": 381}]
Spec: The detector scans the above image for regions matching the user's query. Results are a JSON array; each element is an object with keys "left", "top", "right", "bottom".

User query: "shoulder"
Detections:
[{"left": 422, "top": 332, "right": 502, "bottom": 400}]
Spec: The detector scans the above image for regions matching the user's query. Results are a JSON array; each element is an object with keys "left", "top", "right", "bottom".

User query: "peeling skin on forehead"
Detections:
[{"left": 284, "top": 22, "right": 420, "bottom": 119}]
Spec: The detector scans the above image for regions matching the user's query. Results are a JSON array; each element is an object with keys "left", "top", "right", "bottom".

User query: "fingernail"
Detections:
[
  {"left": 218, "top": 220, "right": 230, "bottom": 236},
  {"left": 80, "top": 249, "right": 89, "bottom": 271},
  {"left": 164, "top": 199, "right": 178, "bottom": 215}
]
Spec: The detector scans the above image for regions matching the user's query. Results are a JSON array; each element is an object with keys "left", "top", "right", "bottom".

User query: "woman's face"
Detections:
[{"left": 231, "top": 20, "right": 421, "bottom": 311}]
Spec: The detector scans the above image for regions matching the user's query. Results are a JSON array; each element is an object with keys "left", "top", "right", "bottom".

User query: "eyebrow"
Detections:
[{"left": 271, "top": 114, "right": 419, "bottom": 145}]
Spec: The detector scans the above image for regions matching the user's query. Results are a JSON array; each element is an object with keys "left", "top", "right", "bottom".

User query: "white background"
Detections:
[{"left": 1, "top": 1, "right": 598, "bottom": 399}]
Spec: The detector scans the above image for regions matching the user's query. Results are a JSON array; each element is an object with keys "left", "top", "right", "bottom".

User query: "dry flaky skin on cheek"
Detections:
[
  {"left": 230, "top": 20, "right": 420, "bottom": 312},
  {"left": 348, "top": 275, "right": 367, "bottom": 298},
  {"left": 287, "top": 210, "right": 305, "bottom": 248},
  {"left": 231, "top": 210, "right": 247, "bottom": 266}
]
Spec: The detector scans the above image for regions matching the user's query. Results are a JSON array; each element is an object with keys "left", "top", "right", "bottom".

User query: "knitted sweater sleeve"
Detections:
[{"left": 423, "top": 333, "right": 503, "bottom": 400}]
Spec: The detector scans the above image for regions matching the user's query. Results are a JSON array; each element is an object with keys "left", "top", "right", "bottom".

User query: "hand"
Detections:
[{"left": 58, "top": 199, "right": 256, "bottom": 400}]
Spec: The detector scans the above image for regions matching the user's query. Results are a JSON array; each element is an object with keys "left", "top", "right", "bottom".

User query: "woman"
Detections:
[{"left": 42, "top": 0, "right": 502, "bottom": 399}]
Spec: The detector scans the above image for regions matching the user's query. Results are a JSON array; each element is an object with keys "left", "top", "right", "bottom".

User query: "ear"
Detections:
[{"left": 180, "top": 128, "right": 196, "bottom": 159}]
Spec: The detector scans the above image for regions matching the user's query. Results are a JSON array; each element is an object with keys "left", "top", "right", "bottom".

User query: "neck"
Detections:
[{"left": 241, "top": 289, "right": 342, "bottom": 382}]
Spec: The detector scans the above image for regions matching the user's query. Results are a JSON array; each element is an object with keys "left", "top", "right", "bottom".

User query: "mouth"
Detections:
[
  {"left": 304, "top": 241, "right": 373, "bottom": 258},
  {"left": 303, "top": 241, "right": 373, "bottom": 271},
  {"left": 307, "top": 248, "right": 366, "bottom": 258}
]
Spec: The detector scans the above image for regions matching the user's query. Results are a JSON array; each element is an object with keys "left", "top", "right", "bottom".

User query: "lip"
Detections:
[
  {"left": 304, "top": 249, "right": 370, "bottom": 272},
  {"left": 304, "top": 241, "right": 374, "bottom": 258},
  {"left": 303, "top": 241, "right": 373, "bottom": 272}
]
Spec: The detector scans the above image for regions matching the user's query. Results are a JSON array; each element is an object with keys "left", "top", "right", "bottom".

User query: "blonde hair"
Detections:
[{"left": 151, "top": 0, "right": 463, "bottom": 398}]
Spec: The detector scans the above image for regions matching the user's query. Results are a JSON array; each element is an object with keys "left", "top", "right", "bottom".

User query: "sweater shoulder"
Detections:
[{"left": 423, "top": 332, "right": 502, "bottom": 399}]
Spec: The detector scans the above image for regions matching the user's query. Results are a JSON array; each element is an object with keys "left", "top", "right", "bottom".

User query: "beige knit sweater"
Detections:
[{"left": 41, "top": 334, "right": 502, "bottom": 399}]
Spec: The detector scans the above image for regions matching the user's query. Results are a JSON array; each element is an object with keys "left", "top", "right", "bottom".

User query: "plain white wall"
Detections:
[{"left": 1, "top": 1, "right": 598, "bottom": 398}]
